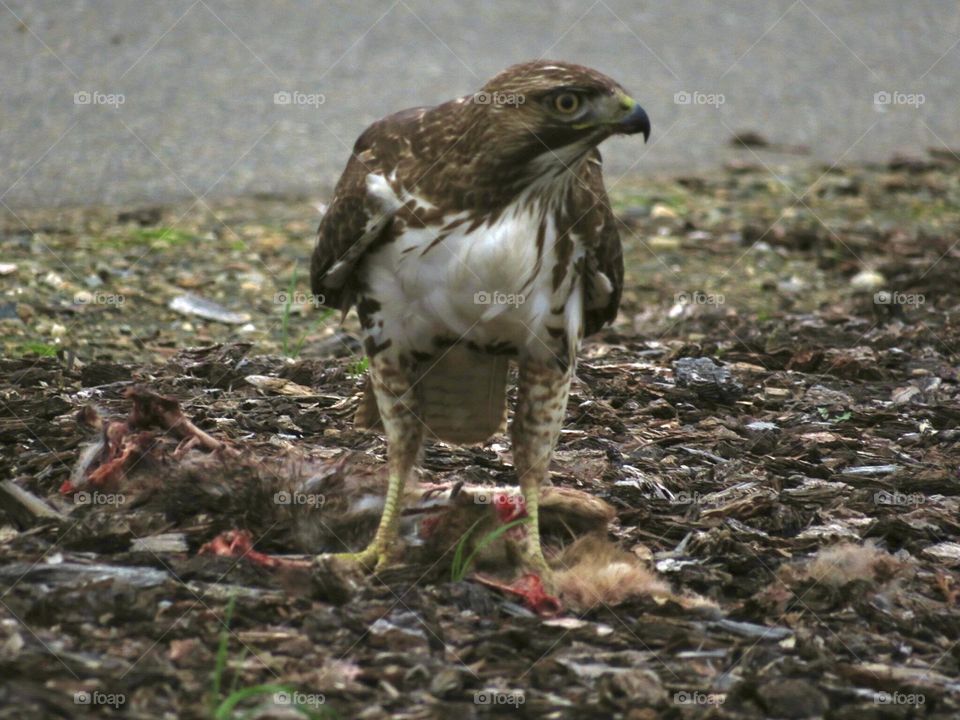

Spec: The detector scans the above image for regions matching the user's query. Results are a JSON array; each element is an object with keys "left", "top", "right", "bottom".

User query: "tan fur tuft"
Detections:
[
  {"left": 804, "top": 541, "right": 903, "bottom": 587},
  {"left": 552, "top": 535, "right": 671, "bottom": 611}
]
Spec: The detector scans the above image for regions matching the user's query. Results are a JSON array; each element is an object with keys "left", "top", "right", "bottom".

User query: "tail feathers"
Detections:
[{"left": 355, "top": 346, "right": 508, "bottom": 445}]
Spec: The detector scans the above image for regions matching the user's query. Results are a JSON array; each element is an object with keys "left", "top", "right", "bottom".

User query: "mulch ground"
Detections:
[{"left": 1, "top": 155, "right": 959, "bottom": 718}]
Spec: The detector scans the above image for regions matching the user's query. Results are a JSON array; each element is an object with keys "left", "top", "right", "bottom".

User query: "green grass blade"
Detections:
[
  {"left": 227, "top": 648, "right": 249, "bottom": 697},
  {"left": 458, "top": 518, "right": 530, "bottom": 581},
  {"left": 450, "top": 517, "right": 484, "bottom": 582},
  {"left": 212, "top": 683, "right": 291, "bottom": 720}
]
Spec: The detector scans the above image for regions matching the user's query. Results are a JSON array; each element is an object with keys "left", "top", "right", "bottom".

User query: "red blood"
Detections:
[
  {"left": 197, "top": 530, "right": 310, "bottom": 571},
  {"left": 199, "top": 529, "right": 281, "bottom": 569},
  {"left": 198, "top": 530, "right": 310, "bottom": 570},
  {"left": 418, "top": 513, "right": 443, "bottom": 538},
  {"left": 493, "top": 493, "right": 527, "bottom": 523},
  {"left": 510, "top": 573, "right": 562, "bottom": 616},
  {"left": 473, "top": 572, "right": 562, "bottom": 616}
]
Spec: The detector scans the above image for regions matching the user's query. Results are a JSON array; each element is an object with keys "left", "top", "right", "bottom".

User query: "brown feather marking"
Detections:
[
  {"left": 356, "top": 296, "right": 381, "bottom": 329},
  {"left": 551, "top": 231, "right": 574, "bottom": 292},
  {"left": 312, "top": 63, "right": 624, "bottom": 337},
  {"left": 363, "top": 337, "right": 393, "bottom": 357}
]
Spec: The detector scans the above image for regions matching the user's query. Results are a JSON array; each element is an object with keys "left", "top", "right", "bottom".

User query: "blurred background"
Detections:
[{"left": 2, "top": 0, "right": 958, "bottom": 208}]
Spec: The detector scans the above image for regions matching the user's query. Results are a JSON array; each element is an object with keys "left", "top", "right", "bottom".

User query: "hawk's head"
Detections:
[{"left": 466, "top": 60, "right": 650, "bottom": 171}]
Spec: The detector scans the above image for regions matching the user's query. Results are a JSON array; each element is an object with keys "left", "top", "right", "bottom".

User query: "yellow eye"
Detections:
[{"left": 553, "top": 93, "right": 580, "bottom": 114}]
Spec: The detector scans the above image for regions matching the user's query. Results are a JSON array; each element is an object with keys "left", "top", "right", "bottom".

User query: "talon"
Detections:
[{"left": 319, "top": 544, "right": 387, "bottom": 574}]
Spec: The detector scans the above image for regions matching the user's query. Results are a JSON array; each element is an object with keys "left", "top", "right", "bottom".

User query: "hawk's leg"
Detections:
[
  {"left": 335, "top": 354, "right": 422, "bottom": 572},
  {"left": 511, "top": 358, "right": 572, "bottom": 579}
]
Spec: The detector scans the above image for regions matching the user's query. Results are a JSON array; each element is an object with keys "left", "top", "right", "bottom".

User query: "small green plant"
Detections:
[
  {"left": 19, "top": 342, "right": 58, "bottom": 357},
  {"left": 450, "top": 517, "right": 530, "bottom": 582},
  {"left": 348, "top": 356, "right": 369, "bottom": 377},
  {"left": 209, "top": 595, "right": 333, "bottom": 719},
  {"left": 817, "top": 406, "right": 852, "bottom": 423}
]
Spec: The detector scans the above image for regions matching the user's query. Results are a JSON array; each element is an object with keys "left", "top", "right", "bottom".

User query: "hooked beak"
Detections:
[{"left": 615, "top": 97, "right": 650, "bottom": 142}]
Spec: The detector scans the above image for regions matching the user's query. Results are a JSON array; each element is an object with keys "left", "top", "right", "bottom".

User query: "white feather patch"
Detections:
[{"left": 361, "top": 179, "right": 584, "bottom": 365}]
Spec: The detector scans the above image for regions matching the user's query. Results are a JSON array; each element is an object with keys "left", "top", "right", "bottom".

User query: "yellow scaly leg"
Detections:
[
  {"left": 326, "top": 354, "right": 422, "bottom": 572},
  {"left": 512, "top": 358, "right": 572, "bottom": 586}
]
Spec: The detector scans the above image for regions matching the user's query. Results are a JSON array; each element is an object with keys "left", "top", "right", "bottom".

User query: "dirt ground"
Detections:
[{"left": 1, "top": 155, "right": 959, "bottom": 719}]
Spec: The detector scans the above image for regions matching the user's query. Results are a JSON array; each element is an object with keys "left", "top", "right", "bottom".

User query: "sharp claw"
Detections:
[{"left": 318, "top": 545, "right": 387, "bottom": 574}]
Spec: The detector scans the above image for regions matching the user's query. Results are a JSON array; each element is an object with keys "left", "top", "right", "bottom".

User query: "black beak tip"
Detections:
[{"left": 628, "top": 105, "right": 651, "bottom": 143}]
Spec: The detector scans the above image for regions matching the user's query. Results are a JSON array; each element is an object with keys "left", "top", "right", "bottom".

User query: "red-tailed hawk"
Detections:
[{"left": 310, "top": 61, "right": 649, "bottom": 580}]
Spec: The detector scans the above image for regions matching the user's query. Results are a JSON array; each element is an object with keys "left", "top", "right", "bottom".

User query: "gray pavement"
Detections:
[{"left": 1, "top": 0, "right": 958, "bottom": 209}]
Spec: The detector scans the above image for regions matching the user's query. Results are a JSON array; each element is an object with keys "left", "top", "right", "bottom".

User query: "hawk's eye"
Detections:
[{"left": 553, "top": 93, "right": 580, "bottom": 114}]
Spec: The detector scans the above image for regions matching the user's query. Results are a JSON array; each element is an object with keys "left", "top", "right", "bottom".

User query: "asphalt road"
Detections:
[{"left": 2, "top": 0, "right": 958, "bottom": 208}]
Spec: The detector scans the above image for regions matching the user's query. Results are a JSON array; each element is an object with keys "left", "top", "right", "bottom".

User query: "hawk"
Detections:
[{"left": 310, "top": 60, "right": 649, "bottom": 580}]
